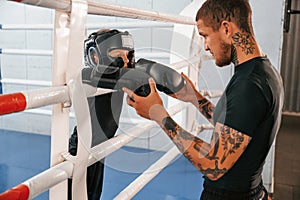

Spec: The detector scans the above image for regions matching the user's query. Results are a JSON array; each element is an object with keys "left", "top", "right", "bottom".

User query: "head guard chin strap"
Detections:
[{"left": 84, "top": 29, "right": 135, "bottom": 68}]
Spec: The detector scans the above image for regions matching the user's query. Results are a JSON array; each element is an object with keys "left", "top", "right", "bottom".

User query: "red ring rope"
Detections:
[
  {"left": 0, "top": 93, "right": 27, "bottom": 115},
  {"left": 0, "top": 184, "right": 30, "bottom": 200}
]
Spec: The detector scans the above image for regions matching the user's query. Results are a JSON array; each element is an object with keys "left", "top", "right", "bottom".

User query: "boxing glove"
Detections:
[
  {"left": 135, "top": 58, "right": 185, "bottom": 94},
  {"left": 82, "top": 65, "right": 151, "bottom": 97}
]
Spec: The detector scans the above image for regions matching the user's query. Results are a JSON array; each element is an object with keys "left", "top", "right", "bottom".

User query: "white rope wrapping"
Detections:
[
  {"left": 61, "top": 1, "right": 89, "bottom": 200},
  {"left": 24, "top": 86, "right": 69, "bottom": 109},
  {"left": 23, "top": 161, "right": 74, "bottom": 199}
]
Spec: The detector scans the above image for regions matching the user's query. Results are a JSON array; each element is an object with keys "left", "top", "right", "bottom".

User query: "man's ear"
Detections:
[{"left": 221, "top": 21, "right": 232, "bottom": 38}]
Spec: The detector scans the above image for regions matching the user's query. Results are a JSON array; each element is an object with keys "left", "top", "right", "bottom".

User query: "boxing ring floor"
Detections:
[{"left": 0, "top": 129, "right": 204, "bottom": 200}]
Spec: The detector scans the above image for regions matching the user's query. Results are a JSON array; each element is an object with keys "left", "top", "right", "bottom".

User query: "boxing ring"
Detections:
[
  {"left": 0, "top": 0, "right": 218, "bottom": 199},
  {"left": 0, "top": 0, "right": 285, "bottom": 199}
]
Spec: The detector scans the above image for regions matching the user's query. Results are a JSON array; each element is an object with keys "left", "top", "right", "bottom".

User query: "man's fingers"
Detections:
[
  {"left": 181, "top": 72, "right": 195, "bottom": 86},
  {"left": 126, "top": 95, "right": 135, "bottom": 106},
  {"left": 181, "top": 72, "right": 190, "bottom": 79},
  {"left": 181, "top": 72, "right": 191, "bottom": 82},
  {"left": 122, "top": 87, "right": 136, "bottom": 102},
  {"left": 122, "top": 87, "right": 134, "bottom": 97},
  {"left": 148, "top": 78, "right": 157, "bottom": 92}
]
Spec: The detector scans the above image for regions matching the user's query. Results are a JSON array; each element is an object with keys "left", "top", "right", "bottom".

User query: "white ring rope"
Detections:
[
  {"left": 0, "top": 48, "right": 171, "bottom": 60},
  {"left": 0, "top": 22, "right": 174, "bottom": 30},
  {"left": 9, "top": 0, "right": 196, "bottom": 25},
  {"left": 1, "top": 78, "right": 51, "bottom": 87},
  {"left": 23, "top": 161, "right": 74, "bottom": 199},
  {"left": 0, "top": 48, "right": 52, "bottom": 56},
  {"left": 0, "top": 24, "right": 54, "bottom": 30},
  {"left": 114, "top": 145, "right": 182, "bottom": 200}
]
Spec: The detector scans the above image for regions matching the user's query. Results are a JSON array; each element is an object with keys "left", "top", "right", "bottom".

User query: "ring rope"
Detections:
[
  {"left": 8, "top": 0, "right": 196, "bottom": 25},
  {"left": 0, "top": 21, "right": 174, "bottom": 30}
]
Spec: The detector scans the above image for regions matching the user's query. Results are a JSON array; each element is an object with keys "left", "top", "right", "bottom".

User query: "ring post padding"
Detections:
[
  {"left": 64, "top": 0, "right": 89, "bottom": 200},
  {"left": 49, "top": 10, "right": 72, "bottom": 200}
]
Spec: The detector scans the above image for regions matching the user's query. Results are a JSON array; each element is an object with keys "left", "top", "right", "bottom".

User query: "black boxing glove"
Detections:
[
  {"left": 135, "top": 58, "right": 185, "bottom": 94},
  {"left": 82, "top": 65, "right": 150, "bottom": 97}
]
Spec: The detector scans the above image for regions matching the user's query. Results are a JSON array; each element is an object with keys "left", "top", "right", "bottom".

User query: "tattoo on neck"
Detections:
[
  {"left": 231, "top": 44, "right": 239, "bottom": 66},
  {"left": 232, "top": 32, "right": 255, "bottom": 56}
]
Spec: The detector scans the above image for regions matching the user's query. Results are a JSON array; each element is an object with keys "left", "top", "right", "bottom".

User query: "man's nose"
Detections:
[
  {"left": 123, "top": 56, "right": 129, "bottom": 67},
  {"left": 204, "top": 42, "right": 209, "bottom": 51}
]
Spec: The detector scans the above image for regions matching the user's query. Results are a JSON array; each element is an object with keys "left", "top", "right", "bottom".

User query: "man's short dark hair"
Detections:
[{"left": 195, "top": 0, "right": 253, "bottom": 34}]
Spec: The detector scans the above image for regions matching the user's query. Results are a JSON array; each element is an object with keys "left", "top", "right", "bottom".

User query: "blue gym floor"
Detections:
[{"left": 0, "top": 129, "right": 203, "bottom": 200}]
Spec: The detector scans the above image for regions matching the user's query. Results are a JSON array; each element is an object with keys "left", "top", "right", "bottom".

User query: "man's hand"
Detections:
[
  {"left": 135, "top": 58, "right": 185, "bottom": 94},
  {"left": 169, "top": 73, "right": 204, "bottom": 106},
  {"left": 122, "top": 78, "right": 169, "bottom": 125}
]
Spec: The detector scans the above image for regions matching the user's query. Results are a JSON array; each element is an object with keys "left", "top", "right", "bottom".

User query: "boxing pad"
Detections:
[
  {"left": 82, "top": 65, "right": 150, "bottom": 97},
  {"left": 135, "top": 58, "right": 185, "bottom": 94}
]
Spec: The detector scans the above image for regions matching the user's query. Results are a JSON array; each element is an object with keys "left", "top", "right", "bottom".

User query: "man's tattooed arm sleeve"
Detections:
[{"left": 161, "top": 116, "right": 251, "bottom": 180}]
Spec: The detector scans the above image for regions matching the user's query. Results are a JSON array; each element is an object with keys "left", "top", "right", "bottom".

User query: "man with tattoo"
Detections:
[{"left": 122, "top": 0, "right": 284, "bottom": 199}]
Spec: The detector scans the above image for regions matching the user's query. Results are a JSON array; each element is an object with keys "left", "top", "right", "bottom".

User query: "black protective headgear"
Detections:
[{"left": 84, "top": 29, "right": 135, "bottom": 68}]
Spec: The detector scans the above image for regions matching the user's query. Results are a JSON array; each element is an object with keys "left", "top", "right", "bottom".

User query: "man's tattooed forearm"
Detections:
[
  {"left": 162, "top": 117, "right": 193, "bottom": 140},
  {"left": 198, "top": 99, "right": 214, "bottom": 120},
  {"left": 162, "top": 117, "right": 190, "bottom": 152},
  {"left": 162, "top": 117, "right": 215, "bottom": 159},
  {"left": 193, "top": 137, "right": 211, "bottom": 158},
  {"left": 183, "top": 151, "right": 196, "bottom": 166},
  {"left": 219, "top": 125, "right": 246, "bottom": 164},
  {"left": 198, "top": 160, "right": 228, "bottom": 179},
  {"left": 161, "top": 117, "right": 250, "bottom": 180},
  {"left": 205, "top": 132, "right": 220, "bottom": 160}
]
